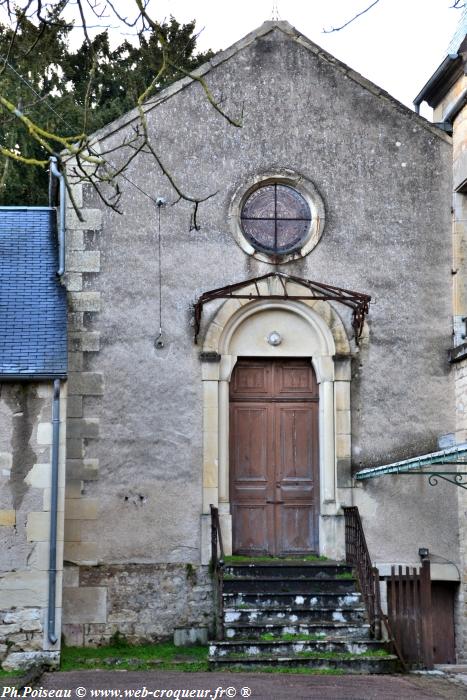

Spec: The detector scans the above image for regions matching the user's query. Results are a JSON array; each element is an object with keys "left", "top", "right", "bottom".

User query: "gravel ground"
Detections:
[{"left": 25, "top": 669, "right": 467, "bottom": 700}]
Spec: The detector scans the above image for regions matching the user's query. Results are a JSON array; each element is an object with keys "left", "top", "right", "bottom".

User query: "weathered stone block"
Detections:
[
  {"left": 66, "top": 251, "right": 100, "bottom": 273},
  {"left": 67, "top": 182, "right": 83, "bottom": 208},
  {"left": 66, "top": 458, "right": 99, "bottom": 481},
  {"left": 26, "top": 512, "right": 50, "bottom": 541},
  {"left": 63, "top": 566, "right": 80, "bottom": 587},
  {"left": 0, "top": 623, "right": 21, "bottom": 636},
  {"left": 64, "top": 519, "right": 82, "bottom": 542},
  {"left": 68, "top": 372, "right": 104, "bottom": 396},
  {"left": 67, "top": 272, "right": 83, "bottom": 294},
  {"left": 62, "top": 587, "right": 107, "bottom": 623},
  {"left": 3, "top": 608, "right": 41, "bottom": 624},
  {"left": 0, "top": 510, "right": 15, "bottom": 527},
  {"left": 68, "top": 292, "right": 101, "bottom": 312},
  {"left": 67, "top": 419, "right": 100, "bottom": 439},
  {"left": 66, "top": 438, "right": 84, "bottom": 459},
  {"left": 65, "top": 499, "right": 98, "bottom": 520},
  {"left": 174, "top": 627, "right": 208, "bottom": 646},
  {"left": 67, "top": 231, "right": 84, "bottom": 250},
  {"left": 336, "top": 410, "right": 351, "bottom": 435},
  {"left": 0, "top": 571, "right": 48, "bottom": 607},
  {"left": 66, "top": 208, "right": 102, "bottom": 231},
  {"left": 25, "top": 463, "right": 50, "bottom": 488},
  {"left": 37, "top": 422, "right": 52, "bottom": 445},
  {"left": 2, "top": 651, "right": 60, "bottom": 671},
  {"left": 67, "top": 395, "right": 83, "bottom": 417},
  {"left": 64, "top": 542, "right": 97, "bottom": 564},
  {"left": 68, "top": 313, "right": 84, "bottom": 331},
  {"left": 69, "top": 332, "right": 100, "bottom": 352},
  {"left": 66, "top": 480, "right": 83, "bottom": 499},
  {"left": 62, "top": 623, "right": 84, "bottom": 646}
]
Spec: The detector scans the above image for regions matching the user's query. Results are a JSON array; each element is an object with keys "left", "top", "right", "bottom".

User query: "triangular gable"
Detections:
[{"left": 91, "top": 20, "right": 449, "bottom": 145}]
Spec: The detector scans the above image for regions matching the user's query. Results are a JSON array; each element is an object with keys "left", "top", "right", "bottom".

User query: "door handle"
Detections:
[{"left": 266, "top": 500, "right": 284, "bottom": 504}]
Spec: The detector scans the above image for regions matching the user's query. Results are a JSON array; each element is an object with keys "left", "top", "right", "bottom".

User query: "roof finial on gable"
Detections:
[{"left": 271, "top": 1, "right": 280, "bottom": 21}]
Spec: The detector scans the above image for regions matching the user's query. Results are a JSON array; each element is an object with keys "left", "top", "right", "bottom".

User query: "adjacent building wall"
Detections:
[
  {"left": 0, "top": 382, "right": 66, "bottom": 670},
  {"left": 428, "top": 36, "right": 467, "bottom": 662}
]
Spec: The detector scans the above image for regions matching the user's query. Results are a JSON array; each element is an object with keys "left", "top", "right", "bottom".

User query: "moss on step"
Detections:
[
  {"left": 259, "top": 632, "right": 326, "bottom": 641},
  {"left": 223, "top": 554, "right": 328, "bottom": 564}
]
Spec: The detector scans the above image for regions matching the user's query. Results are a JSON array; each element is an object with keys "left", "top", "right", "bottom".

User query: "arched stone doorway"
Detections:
[{"left": 199, "top": 283, "right": 354, "bottom": 563}]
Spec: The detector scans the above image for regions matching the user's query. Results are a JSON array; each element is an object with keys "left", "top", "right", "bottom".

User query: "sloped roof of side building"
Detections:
[{"left": 0, "top": 207, "right": 67, "bottom": 379}]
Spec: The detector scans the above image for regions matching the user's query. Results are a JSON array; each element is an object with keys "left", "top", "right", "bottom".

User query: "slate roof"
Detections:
[
  {"left": 0, "top": 207, "right": 67, "bottom": 378},
  {"left": 447, "top": 6, "right": 467, "bottom": 55}
]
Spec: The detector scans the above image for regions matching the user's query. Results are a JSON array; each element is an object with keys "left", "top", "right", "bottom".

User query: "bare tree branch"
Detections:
[
  {"left": 0, "top": 0, "right": 239, "bottom": 227},
  {"left": 323, "top": 0, "right": 381, "bottom": 33}
]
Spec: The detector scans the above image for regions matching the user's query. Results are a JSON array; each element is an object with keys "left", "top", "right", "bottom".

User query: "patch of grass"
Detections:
[
  {"left": 60, "top": 642, "right": 208, "bottom": 673},
  {"left": 225, "top": 665, "right": 345, "bottom": 675},
  {"left": 0, "top": 669, "right": 22, "bottom": 679},
  {"left": 335, "top": 572, "right": 355, "bottom": 580},
  {"left": 223, "top": 554, "right": 328, "bottom": 564}
]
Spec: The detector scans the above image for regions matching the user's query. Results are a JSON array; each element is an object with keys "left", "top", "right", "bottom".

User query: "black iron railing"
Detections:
[
  {"left": 343, "top": 506, "right": 409, "bottom": 671},
  {"left": 210, "top": 505, "right": 225, "bottom": 640},
  {"left": 343, "top": 506, "right": 382, "bottom": 639}
]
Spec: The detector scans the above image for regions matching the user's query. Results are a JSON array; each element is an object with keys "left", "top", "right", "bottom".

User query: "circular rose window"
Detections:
[{"left": 241, "top": 184, "right": 311, "bottom": 255}]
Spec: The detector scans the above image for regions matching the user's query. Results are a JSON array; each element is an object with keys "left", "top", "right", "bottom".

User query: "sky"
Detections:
[
  {"left": 1, "top": 0, "right": 463, "bottom": 118},
  {"left": 144, "top": 0, "right": 464, "bottom": 119}
]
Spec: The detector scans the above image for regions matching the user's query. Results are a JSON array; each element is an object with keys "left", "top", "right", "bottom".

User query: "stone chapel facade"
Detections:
[{"left": 1, "top": 19, "right": 466, "bottom": 669}]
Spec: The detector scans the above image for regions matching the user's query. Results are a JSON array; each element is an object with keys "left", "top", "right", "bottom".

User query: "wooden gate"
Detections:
[
  {"left": 229, "top": 358, "right": 319, "bottom": 556},
  {"left": 387, "top": 560, "right": 434, "bottom": 669}
]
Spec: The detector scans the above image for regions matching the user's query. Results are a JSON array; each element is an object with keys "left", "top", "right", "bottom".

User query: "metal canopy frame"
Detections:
[
  {"left": 355, "top": 442, "right": 467, "bottom": 489},
  {"left": 193, "top": 272, "right": 371, "bottom": 344}
]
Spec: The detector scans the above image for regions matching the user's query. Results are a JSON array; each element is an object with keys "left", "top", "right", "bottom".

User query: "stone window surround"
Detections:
[
  {"left": 199, "top": 292, "right": 353, "bottom": 564},
  {"left": 229, "top": 169, "right": 326, "bottom": 265}
]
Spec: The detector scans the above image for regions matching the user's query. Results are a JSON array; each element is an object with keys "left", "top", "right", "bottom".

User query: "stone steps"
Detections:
[
  {"left": 224, "top": 606, "right": 367, "bottom": 625},
  {"left": 223, "top": 622, "right": 370, "bottom": 640},
  {"left": 223, "top": 563, "right": 353, "bottom": 579},
  {"left": 209, "top": 560, "right": 400, "bottom": 673},
  {"left": 210, "top": 637, "right": 389, "bottom": 657},
  {"left": 209, "top": 653, "right": 401, "bottom": 674},
  {"left": 223, "top": 577, "right": 356, "bottom": 594},
  {"left": 223, "top": 591, "right": 363, "bottom": 609}
]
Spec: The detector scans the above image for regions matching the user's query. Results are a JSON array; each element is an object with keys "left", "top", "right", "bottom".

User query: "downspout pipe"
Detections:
[
  {"left": 48, "top": 378, "right": 61, "bottom": 645},
  {"left": 49, "top": 157, "right": 66, "bottom": 276}
]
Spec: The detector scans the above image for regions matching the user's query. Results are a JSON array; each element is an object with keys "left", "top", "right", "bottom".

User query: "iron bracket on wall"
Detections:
[
  {"left": 394, "top": 468, "right": 467, "bottom": 489},
  {"left": 193, "top": 272, "right": 371, "bottom": 345}
]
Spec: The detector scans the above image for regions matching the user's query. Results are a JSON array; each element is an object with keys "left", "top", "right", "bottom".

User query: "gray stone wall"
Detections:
[
  {"left": 62, "top": 563, "right": 213, "bottom": 646},
  {"left": 62, "top": 23, "right": 458, "bottom": 640}
]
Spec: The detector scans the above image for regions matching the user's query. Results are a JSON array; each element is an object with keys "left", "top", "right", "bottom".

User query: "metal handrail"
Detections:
[
  {"left": 343, "top": 506, "right": 380, "bottom": 637},
  {"left": 343, "top": 506, "right": 408, "bottom": 670},
  {"left": 210, "top": 505, "right": 225, "bottom": 640}
]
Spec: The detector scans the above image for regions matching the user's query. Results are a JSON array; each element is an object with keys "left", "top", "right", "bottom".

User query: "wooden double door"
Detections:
[{"left": 230, "top": 358, "right": 319, "bottom": 556}]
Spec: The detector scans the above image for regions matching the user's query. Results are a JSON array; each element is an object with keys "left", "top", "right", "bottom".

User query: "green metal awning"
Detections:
[{"left": 355, "top": 442, "right": 467, "bottom": 489}]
